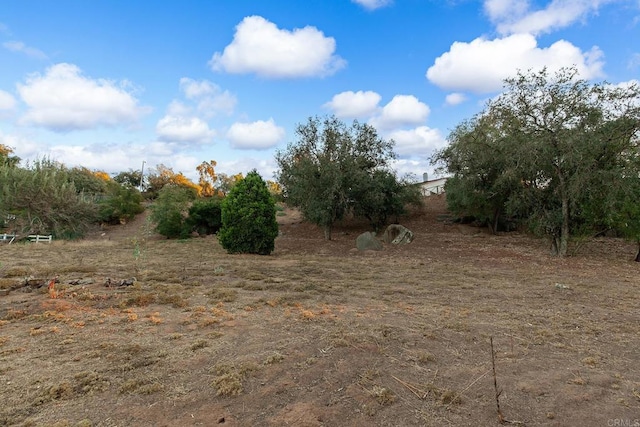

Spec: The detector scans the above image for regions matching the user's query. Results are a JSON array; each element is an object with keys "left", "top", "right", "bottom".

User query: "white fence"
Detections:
[
  {"left": 0, "top": 233, "right": 16, "bottom": 244},
  {"left": 28, "top": 235, "right": 52, "bottom": 243}
]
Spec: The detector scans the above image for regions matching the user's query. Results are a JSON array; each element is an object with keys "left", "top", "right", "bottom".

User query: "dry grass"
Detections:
[{"left": 0, "top": 201, "right": 639, "bottom": 426}]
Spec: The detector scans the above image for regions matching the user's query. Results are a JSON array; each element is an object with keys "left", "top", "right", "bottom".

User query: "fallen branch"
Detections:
[
  {"left": 391, "top": 375, "right": 429, "bottom": 399},
  {"left": 445, "top": 369, "right": 491, "bottom": 410}
]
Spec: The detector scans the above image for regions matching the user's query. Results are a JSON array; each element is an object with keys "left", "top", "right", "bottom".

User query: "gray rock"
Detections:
[
  {"left": 382, "top": 224, "right": 414, "bottom": 245},
  {"left": 356, "top": 231, "right": 383, "bottom": 251}
]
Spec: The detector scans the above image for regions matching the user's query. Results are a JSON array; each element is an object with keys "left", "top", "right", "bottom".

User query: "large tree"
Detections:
[
  {"left": 275, "top": 116, "right": 398, "bottom": 240},
  {"left": 433, "top": 68, "right": 640, "bottom": 256}
]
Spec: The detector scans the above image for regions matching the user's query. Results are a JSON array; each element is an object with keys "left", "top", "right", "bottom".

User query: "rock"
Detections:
[
  {"left": 356, "top": 232, "right": 383, "bottom": 251},
  {"left": 382, "top": 224, "right": 414, "bottom": 245}
]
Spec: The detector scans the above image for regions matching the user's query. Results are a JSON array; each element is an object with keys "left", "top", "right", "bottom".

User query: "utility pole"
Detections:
[{"left": 139, "top": 160, "right": 146, "bottom": 192}]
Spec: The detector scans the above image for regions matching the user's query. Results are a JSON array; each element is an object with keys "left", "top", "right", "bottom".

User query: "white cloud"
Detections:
[
  {"left": 17, "top": 63, "right": 149, "bottom": 131},
  {"left": 323, "top": 90, "right": 381, "bottom": 118},
  {"left": 217, "top": 157, "right": 278, "bottom": 180},
  {"left": 3, "top": 40, "right": 48, "bottom": 60},
  {"left": 485, "top": 0, "right": 618, "bottom": 36},
  {"left": 352, "top": 0, "right": 393, "bottom": 10},
  {"left": 179, "top": 77, "right": 236, "bottom": 117},
  {"left": 369, "top": 95, "right": 430, "bottom": 130},
  {"left": 445, "top": 93, "right": 467, "bottom": 106},
  {"left": 0, "top": 132, "right": 41, "bottom": 160},
  {"left": 484, "top": 0, "right": 530, "bottom": 23},
  {"left": 156, "top": 115, "right": 216, "bottom": 144},
  {"left": 628, "top": 53, "right": 640, "bottom": 70},
  {"left": 386, "top": 126, "right": 447, "bottom": 157},
  {"left": 0, "top": 90, "right": 16, "bottom": 110},
  {"left": 209, "top": 15, "right": 346, "bottom": 78},
  {"left": 226, "top": 118, "right": 285, "bottom": 150},
  {"left": 426, "top": 34, "right": 604, "bottom": 94}
]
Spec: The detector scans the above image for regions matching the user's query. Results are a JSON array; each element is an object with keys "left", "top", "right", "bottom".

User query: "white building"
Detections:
[{"left": 418, "top": 174, "right": 447, "bottom": 196}]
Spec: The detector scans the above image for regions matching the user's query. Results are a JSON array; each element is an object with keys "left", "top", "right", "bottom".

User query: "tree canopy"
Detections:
[
  {"left": 433, "top": 67, "right": 640, "bottom": 257},
  {"left": 275, "top": 116, "right": 418, "bottom": 239}
]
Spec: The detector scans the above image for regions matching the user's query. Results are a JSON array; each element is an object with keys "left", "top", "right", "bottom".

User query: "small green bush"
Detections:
[
  {"left": 150, "top": 186, "right": 195, "bottom": 239},
  {"left": 218, "top": 171, "right": 278, "bottom": 255},
  {"left": 185, "top": 198, "right": 222, "bottom": 236},
  {"left": 99, "top": 181, "right": 145, "bottom": 224}
]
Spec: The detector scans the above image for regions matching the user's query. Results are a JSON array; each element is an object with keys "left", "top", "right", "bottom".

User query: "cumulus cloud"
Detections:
[
  {"left": 485, "top": 0, "right": 618, "bottom": 36},
  {"left": 156, "top": 115, "right": 216, "bottom": 144},
  {"left": 426, "top": 34, "right": 604, "bottom": 94},
  {"left": 386, "top": 126, "right": 447, "bottom": 157},
  {"left": 3, "top": 40, "right": 48, "bottom": 60},
  {"left": 369, "top": 95, "right": 430, "bottom": 130},
  {"left": 323, "top": 90, "right": 381, "bottom": 118},
  {"left": 352, "top": 0, "right": 393, "bottom": 10},
  {"left": 445, "top": 93, "right": 467, "bottom": 106},
  {"left": 0, "top": 90, "right": 16, "bottom": 110},
  {"left": 209, "top": 15, "right": 346, "bottom": 78},
  {"left": 226, "top": 118, "right": 285, "bottom": 150},
  {"left": 179, "top": 77, "right": 237, "bottom": 117},
  {"left": 17, "top": 63, "right": 149, "bottom": 131}
]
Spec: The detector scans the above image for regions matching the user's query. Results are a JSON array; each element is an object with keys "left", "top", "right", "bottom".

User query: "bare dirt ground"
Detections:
[{"left": 1, "top": 194, "right": 639, "bottom": 427}]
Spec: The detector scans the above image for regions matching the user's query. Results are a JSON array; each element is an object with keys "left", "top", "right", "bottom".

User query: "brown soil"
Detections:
[{"left": 1, "top": 194, "right": 639, "bottom": 426}]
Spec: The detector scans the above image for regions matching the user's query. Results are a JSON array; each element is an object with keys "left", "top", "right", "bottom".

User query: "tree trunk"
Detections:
[
  {"left": 323, "top": 225, "right": 332, "bottom": 240},
  {"left": 550, "top": 236, "right": 559, "bottom": 256},
  {"left": 490, "top": 208, "right": 500, "bottom": 235},
  {"left": 555, "top": 166, "right": 570, "bottom": 257}
]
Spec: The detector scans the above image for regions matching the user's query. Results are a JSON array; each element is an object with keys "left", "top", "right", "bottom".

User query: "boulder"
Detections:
[
  {"left": 356, "top": 231, "right": 383, "bottom": 251},
  {"left": 382, "top": 224, "right": 414, "bottom": 245}
]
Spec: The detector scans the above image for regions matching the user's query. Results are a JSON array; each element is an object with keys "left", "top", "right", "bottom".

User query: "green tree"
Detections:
[
  {"left": 351, "top": 169, "right": 422, "bottom": 231},
  {"left": 113, "top": 169, "right": 143, "bottom": 189},
  {"left": 433, "top": 67, "right": 640, "bottom": 256},
  {"left": 275, "top": 116, "right": 397, "bottom": 239},
  {"left": 150, "top": 185, "right": 195, "bottom": 239},
  {"left": 218, "top": 171, "right": 278, "bottom": 255},
  {"left": 493, "top": 68, "right": 640, "bottom": 256},
  {"left": 432, "top": 114, "right": 520, "bottom": 233}
]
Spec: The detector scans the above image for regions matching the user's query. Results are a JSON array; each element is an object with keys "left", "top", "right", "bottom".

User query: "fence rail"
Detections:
[
  {"left": 0, "top": 233, "right": 16, "bottom": 244},
  {"left": 27, "top": 234, "right": 52, "bottom": 243}
]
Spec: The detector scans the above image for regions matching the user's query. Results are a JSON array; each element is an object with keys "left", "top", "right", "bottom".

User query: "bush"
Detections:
[
  {"left": 150, "top": 186, "right": 195, "bottom": 239},
  {"left": 218, "top": 171, "right": 278, "bottom": 254},
  {"left": 99, "top": 181, "right": 145, "bottom": 224},
  {"left": 0, "top": 159, "right": 99, "bottom": 238},
  {"left": 185, "top": 197, "right": 223, "bottom": 236}
]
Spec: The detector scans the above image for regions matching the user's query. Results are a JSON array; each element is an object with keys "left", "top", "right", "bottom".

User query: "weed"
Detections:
[
  {"left": 191, "top": 339, "right": 209, "bottom": 351},
  {"left": 263, "top": 352, "right": 285, "bottom": 365},
  {"left": 207, "top": 288, "right": 238, "bottom": 303},
  {"left": 416, "top": 350, "right": 436, "bottom": 364},
  {"left": 370, "top": 385, "right": 396, "bottom": 405},
  {"left": 211, "top": 364, "right": 244, "bottom": 396}
]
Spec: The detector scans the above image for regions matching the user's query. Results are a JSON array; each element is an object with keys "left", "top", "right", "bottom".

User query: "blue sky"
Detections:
[{"left": 1, "top": 0, "right": 639, "bottom": 182}]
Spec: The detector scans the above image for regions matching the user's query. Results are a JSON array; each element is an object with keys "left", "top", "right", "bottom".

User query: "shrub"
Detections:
[
  {"left": 99, "top": 181, "right": 145, "bottom": 224},
  {"left": 0, "top": 159, "right": 99, "bottom": 238},
  {"left": 185, "top": 197, "right": 223, "bottom": 236},
  {"left": 150, "top": 186, "right": 195, "bottom": 239},
  {"left": 218, "top": 171, "right": 278, "bottom": 254}
]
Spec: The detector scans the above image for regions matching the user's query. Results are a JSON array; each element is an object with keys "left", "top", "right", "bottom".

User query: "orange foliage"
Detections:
[
  {"left": 93, "top": 171, "right": 111, "bottom": 181},
  {"left": 0, "top": 144, "right": 14, "bottom": 157},
  {"left": 197, "top": 160, "right": 218, "bottom": 197},
  {"left": 266, "top": 180, "right": 282, "bottom": 195}
]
